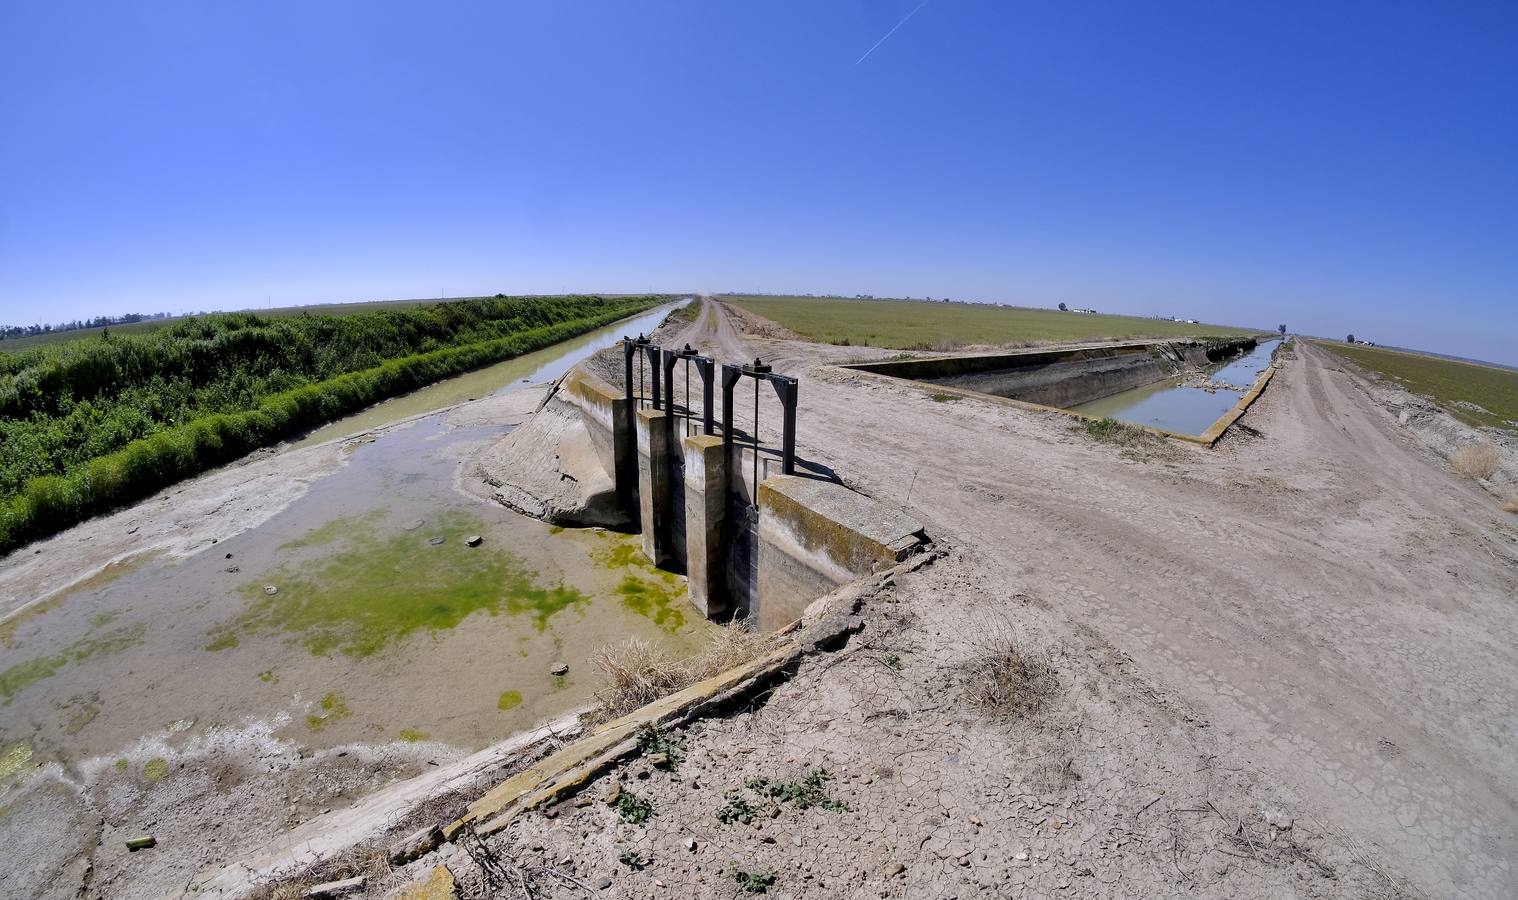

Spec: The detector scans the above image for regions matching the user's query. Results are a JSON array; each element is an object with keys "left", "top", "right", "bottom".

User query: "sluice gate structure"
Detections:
[{"left": 561, "top": 336, "right": 926, "bottom": 631}]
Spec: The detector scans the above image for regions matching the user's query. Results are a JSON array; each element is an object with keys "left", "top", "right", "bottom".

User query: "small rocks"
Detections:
[
  {"left": 225, "top": 566, "right": 240, "bottom": 573},
  {"left": 404, "top": 519, "right": 426, "bottom": 531},
  {"left": 596, "top": 876, "right": 613, "bottom": 890},
  {"left": 465, "top": 535, "right": 483, "bottom": 547},
  {"left": 603, "top": 782, "right": 623, "bottom": 805},
  {"left": 550, "top": 662, "right": 570, "bottom": 676},
  {"left": 263, "top": 585, "right": 278, "bottom": 595},
  {"left": 428, "top": 537, "right": 445, "bottom": 546},
  {"left": 648, "top": 752, "right": 671, "bottom": 769},
  {"left": 304, "top": 876, "right": 366, "bottom": 899},
  {"left": 885, "top": 862, "right": 905, "bottom": 877},
  {"left": 393, "top": 865, "right": 457, "bottom": 900},
  {"left": 125, "top": 835, "right": 156, "bottom": 851},
  {"left": 1263, "top": 808, "right": 1294, "bottom": 830},
  {"left": 684, "top": 837, "right": 698, "bottom": 852}
]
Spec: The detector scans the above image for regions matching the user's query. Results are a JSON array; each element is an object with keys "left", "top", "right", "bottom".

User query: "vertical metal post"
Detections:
[
  {"left": 645, "top": 344, "right": 663, "bottom": 410},
  {"left": 698, "top": 359, "right": 715, "bottom": 436},
  {"left": 772, "top": 377, "right": 798, "bottom": 475}
]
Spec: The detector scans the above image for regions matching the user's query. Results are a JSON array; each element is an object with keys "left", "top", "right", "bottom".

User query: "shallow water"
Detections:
[
  {"left": 0, "top": 303, "right": 709, "bottom": 769},
  {"left": 1073, "top": 339, "right": 1277, "bottom": 435}
]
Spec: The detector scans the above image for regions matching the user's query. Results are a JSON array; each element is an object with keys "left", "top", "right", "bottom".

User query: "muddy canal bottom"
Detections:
[{"left": 0, "top": 395, "right": 710, "bottom": 779}]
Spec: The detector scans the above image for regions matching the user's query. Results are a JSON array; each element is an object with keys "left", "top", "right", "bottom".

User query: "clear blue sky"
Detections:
[{"left": 2, "top": 2, "right": 1515, "bottom": 363}]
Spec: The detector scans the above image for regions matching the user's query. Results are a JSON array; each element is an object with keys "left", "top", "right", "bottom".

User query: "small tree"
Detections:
[
  {"left": 1058, "top": 302, "right": 1068, "bottom": 311},
  {"left": 1347, "top": 334, "right": 1355, "bottom": 343},
  {"left": 1278, "top": 324, "right": 1286, "bottom": 335}
]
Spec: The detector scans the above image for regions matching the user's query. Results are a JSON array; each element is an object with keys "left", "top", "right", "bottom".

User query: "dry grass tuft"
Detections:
[
  {"left": 587, "top": 624, "right": 784, "bottom": 723},
  {"left": 963, "top": 636, "right": 1057, "bottom": 722},
  {"left": 1450, "top": 442, "right": 1500, "bottom": 480}
]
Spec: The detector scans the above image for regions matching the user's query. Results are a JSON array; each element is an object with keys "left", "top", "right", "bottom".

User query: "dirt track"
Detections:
[{"left": 658, "top": 301, "right": 1518, "bottom": 898}]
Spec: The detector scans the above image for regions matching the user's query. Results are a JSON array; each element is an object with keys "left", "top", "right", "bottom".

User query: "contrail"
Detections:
[{"left": 855, "top": 0, "right": 932, "bottom": 65}]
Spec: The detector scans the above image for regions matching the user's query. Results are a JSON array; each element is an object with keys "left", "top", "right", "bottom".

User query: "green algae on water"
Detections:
[
  {"left": 616, "top": 576, "right": 687, "bottom": 634},
  {"left": 308, "top": 691, "right": 351, "bottom": 730},
  {"left": 0, "top": 623, "right": 146, "bottom": 704},
  {"left": 398, "top": 728, "right": 430, "bottom": 742},
  {"left": 497, "top": 690, "right": 523, "bottom": 711},
  {"left": 257, "top": 669, "right": 279, "bottom": 684},
  {"left": 219, "top": 510, "right": 588, "bottom": 658},
  {"left": 205, "top": 631, "right": 239, "bottom": 652}
]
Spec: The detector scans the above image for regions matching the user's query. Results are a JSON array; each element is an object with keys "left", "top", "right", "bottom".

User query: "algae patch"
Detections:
[
  {"left": 0, "top": 623, "right": 146, "bottom": 704},
  {"left": 616, "top": 576, "right": 687, "bottom": 633},
  {"left": 213, "top": 510, "right": 588, "bottom": 658},
  {"left": 398, "top": 728, "right": 430, "bottom": 742},
  {"left": 307, "top": 691, "right": 351, "bottom": 731},
  {"left": 498, "top": 689, "right": 523, "bottom": 710},
  {"left": 0, "top": 744, "right": 35, "bottom": 781},
  {"left": 142, "top": 757, "right": 169, "bottom": 783}
]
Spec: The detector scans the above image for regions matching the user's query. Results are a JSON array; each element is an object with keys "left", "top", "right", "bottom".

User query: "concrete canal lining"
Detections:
[{"left": 838, "top": 337, "right": 1276, "bottom": 446}]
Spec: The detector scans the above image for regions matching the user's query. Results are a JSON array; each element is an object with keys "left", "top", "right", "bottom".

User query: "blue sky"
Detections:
[{"left": 2, "top": 1, "right": 1515, "bottom": 363}]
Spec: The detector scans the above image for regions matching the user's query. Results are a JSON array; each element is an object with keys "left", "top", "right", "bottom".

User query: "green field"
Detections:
[
  {"left": 0, "top": 294, "right": 666, "bottom": 555},
  {"left": 722, "top": 295, "right": 1261, "bottom": 349},
  {"left": 1315, "top": 341, "right": 1518, "bottom": 432}
]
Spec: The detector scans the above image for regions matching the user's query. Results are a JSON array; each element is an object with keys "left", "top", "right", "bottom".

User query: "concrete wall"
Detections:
[
  {"left": 562, "top": 368, "right": 637, "bottom": 517},
  {"left": 847, "top": 338, "right": 1254, "bottom": 409},
  {"left": 753, "top": 476, "right": 926, "bottom": 632}
]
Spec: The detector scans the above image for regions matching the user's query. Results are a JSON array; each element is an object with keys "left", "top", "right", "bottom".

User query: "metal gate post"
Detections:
[
  {"left": 644, "top": 344, "right": 663, "bottom": 410},
  {"left": 770, "top": 376, "right": 798, "bottom": 475}
]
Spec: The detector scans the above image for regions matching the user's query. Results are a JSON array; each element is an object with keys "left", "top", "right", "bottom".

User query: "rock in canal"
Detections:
[
  {"left": 550, "top": 661, "right": 569, "bottom": 676},
  {"left": 465, "top": 534, "right": 483, "bottom": 547},
  {"left": 428, "top": 537, "right": 445, "bottom": 546},
  {"left": 125, "top": 835, "right": 156, "bottom": 851},
  {"left": 263, "top": 585, "right": 278, "bottom": 595}
]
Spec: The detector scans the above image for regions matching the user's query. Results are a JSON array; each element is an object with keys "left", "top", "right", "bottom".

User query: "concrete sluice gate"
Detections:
[
  {"left": 841, "top": 337, "right": 1277, "bottom": 443},
  {"left": 556, "top": 352, "right": 928, "bottom": 632}
]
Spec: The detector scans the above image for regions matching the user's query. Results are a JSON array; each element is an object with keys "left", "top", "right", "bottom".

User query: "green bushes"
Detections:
[{"left": 0, "top": 295, "right": 664, "bottom": 555}]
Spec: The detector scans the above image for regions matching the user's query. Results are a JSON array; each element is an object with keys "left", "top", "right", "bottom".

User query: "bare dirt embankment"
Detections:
[{"left": 329, "top": 303, "right": 1515, "bottom": 899}]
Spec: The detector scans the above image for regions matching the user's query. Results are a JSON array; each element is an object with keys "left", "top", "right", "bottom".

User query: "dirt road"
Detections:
[{"left": 666, "top": 301, "right": 1518, "bottom": 898}]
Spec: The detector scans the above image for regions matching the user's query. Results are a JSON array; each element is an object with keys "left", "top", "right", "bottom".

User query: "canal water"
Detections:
[
  {"left": 1073, "top": 339, "right": 1277, "bottom": 435},
  {"left": 0, "top": 302, "right": 708, "bottom": 770}
]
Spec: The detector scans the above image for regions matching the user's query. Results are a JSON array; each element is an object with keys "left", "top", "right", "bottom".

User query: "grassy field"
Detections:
[
  {"left": 0, "top": 295, "right": 666, "bottom": 555},
  {"left": 721, "top": 295, "right": 1262, "bottom": 349},
  {"left": 1315, "top": 340, "right": 1518, "bottom": 432}
]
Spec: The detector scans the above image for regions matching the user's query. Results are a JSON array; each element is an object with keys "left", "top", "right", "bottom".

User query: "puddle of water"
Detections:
[
  {"left": 0, "top": 301, "right": 715, "bottom": 769},
  {"left": 1073, "top": 340, "right": 1277, "bottom": 435}
]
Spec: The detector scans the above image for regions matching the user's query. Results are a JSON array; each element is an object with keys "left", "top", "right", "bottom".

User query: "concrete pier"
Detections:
[
  {"left": 681, "top": 435, "right": 728, "bottom": 616},
  {"left": 635, "top": 408, "right": 674, "bottom": 567}
]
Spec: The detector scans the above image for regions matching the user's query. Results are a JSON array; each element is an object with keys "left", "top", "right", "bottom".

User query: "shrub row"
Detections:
[{"left": 0, "top": 299, "right": 660, "bottom": 555}]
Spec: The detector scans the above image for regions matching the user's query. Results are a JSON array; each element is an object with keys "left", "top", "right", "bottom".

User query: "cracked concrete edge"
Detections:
[{"left": 443, "top": 544, "right": 943, "bottom": 844}]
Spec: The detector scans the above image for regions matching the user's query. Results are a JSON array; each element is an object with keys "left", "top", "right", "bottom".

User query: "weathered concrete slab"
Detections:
[{"left": 756, "top": 476, "right": 926, "bottom": 631}]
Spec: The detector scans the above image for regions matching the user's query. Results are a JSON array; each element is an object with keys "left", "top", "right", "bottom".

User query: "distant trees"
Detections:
[
  {"left": 1058, "top": 302, "right": 1068, "bottom": 311},
  {"left": 1347, "top": 334, "right": 1355, "bottom": 343},
  {"left": 0, "top": 311, "right": 170, "bottom": 341},
  {"left": 1278, "top": 324, "right": 1287, "bottom": 335}
]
